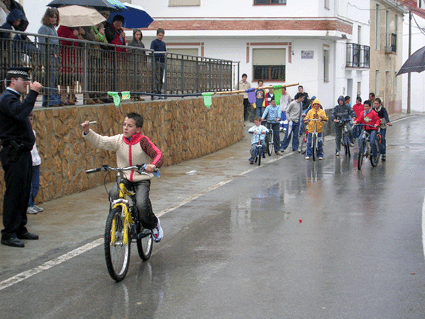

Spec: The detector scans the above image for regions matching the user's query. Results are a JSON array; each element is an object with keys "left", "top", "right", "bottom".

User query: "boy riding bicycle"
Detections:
[
  {"left": 248, "top": 116, "right": 269, "bottom": 164},
  {"left": 81, "top": 112, "right": 164, "bottom": 242},
  {"left": 304, "top": 98, "right": 328, "bottom": 160},
  {"left": 353, "top": 100, "right": 381, "bottom": 162}
]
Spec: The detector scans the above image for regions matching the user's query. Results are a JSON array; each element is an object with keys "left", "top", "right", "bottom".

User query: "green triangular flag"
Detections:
[
  {"left": 108, "top": 92, "right": 121, "bottom": 107},
  {"left": 202, "top": 92, "right": 213, "bottom": 108},
  {"left": 273, "top": 85, "right": 282, "bottom": 105},
  {"left": 121, "top": 91, "right": 130, "bottom": 100}
]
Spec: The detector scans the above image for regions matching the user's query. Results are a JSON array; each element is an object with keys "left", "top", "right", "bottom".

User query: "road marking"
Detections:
[
  {"left": 422, "top": 197, "right": 425, "bottom": 261},
  {"left": 0, "top": 238, "right": 103, "bottom": 291}
]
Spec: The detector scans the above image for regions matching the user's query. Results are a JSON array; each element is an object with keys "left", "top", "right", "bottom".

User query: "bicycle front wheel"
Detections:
[
  {"left": 137, "top": 226, "right": 153, "bottom": 261},
  {"left": 344, "top": 134, "right": 351, "bottom": 157},
  {"left": 267, "top": 132, "right": 273, "bottom": 156},
  {"left": 358, "top": 141, "right": 365, "bottom": 170},
  {"left": 104, "top": 206, "right": 131, "bottom": 282},
  {"left": 299, "top": 132, "right": 306, "bottom": 154},
  {"left": 312, "top": 134, "right": 317, "bottom": 161}
]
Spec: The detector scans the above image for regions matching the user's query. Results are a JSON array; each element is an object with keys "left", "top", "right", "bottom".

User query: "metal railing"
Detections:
[
  {"left": 0, "top": 28, "right": 234, "bottom": 104},
  {"left": 346, "top": 43, "right": 370, "bottom": 69}
]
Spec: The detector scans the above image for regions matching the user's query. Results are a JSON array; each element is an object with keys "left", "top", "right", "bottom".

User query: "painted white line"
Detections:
[
  {"left": 422, "top": 196, "right": 425, "bottom": 261},
  {"left": 0, "top": 238, "right": 103, "bottom": 291}
]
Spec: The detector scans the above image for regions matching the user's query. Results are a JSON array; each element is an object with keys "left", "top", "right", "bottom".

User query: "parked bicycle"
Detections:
[
  {"left": 86, "top": 164, "right": 159, "bottom": 282},
  {"left": 298, "top": 121, "right": 308, "bottom": 154},
  {"left": 356, "top": 124, "right": 381, "bottom": 170}
]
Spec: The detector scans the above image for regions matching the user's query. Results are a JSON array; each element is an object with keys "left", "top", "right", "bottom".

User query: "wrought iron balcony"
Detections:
[{"left": 346, "top": 43, "right": 370, "bottom": 68}]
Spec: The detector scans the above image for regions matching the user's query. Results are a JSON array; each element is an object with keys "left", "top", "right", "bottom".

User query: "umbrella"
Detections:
[
  {"left": 108, "top": 3, "right": 154, "bottom": 29},
  {"left": 47, "top": 0, "right": 126, "bottom": 11},
  {"left": 57, "top": 5, "right": 106, "bottom": 27},
  {"left": 397, "top": 46, "right": 425, "bottom": 76}
]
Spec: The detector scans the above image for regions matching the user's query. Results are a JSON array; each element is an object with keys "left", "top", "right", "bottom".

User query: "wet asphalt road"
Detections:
[{"left": 0, "top": 114, "right": 425, "bottom": 318}]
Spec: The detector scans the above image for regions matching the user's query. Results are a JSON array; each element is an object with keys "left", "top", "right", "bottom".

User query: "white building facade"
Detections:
[{"left": 138, "top": 0, "right": 371, "bottom": 109}]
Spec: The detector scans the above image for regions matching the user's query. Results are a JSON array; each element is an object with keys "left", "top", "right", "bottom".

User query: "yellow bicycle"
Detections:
[{"left": 86, "top": 164, "right": 158, "bottom": 282}]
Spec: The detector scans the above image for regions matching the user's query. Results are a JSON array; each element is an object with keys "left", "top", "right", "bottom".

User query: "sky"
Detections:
[{"left": 25, "top": 0, "right": 58, "bottom": 35}]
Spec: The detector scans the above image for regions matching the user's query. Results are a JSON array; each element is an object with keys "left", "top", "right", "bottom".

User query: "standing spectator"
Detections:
[
  {"left": 38, "top": 7, "right": 61, "bottom": 107},
  {"left": 150, "top": 28, "right": 166, "bottom": 97},
  {"left": 128, "top": 29, "right": 145, "bottom": 101},
  {"left": 369, "top": 92, "right": 375, "bottom": 104},
  {"left": 372, "top": 98, "right": 392, "bottom": 161},
  {"left": 255, "top": 80, "right": 265, "bottom": 117},
  {"left": 0, "top": 67, "right": 42, "bottom": 248},
  {"left": 235, "top": 73, "right": 251, "bottom": 122},
  {"left": 345, "top": 95, "right": 351, "bottom": 108},
  {"left": 332, "top": 95, "right": 356, "bottom": 156},
  {"left": 298, "top": 85, "right": 310, "bottom": 110},
  {"left": 280, "top": 92, "right": 304, "bottom": 152},
  {"left": 27, "top": 112, "right": 43, "bottom": 214},
  {"left": 265, "top": 88, "right": 274, "bottom": 107},
  {"left": 0, "top": 0, "right": 27, "bottom": 30},
  {"left": 279, "top": 86, "right": 291, "bottom": 132},
  {"left": 58, "top": 25, "right": 82, "bottom": 105}
]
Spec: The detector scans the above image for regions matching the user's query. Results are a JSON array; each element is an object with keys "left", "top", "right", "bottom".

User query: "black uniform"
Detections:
[{"left": 0, "top": 88, "right": 38, "bottom": 240}]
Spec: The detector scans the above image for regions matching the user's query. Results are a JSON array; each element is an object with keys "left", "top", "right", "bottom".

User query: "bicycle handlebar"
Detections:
[{"left": 86, "top": 164, "right": 160, "bottom": 177}]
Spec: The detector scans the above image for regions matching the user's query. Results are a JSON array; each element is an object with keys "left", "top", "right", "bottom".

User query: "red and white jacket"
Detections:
[{"left": 84, "top": 130, "right": 164, "bottom": 182}]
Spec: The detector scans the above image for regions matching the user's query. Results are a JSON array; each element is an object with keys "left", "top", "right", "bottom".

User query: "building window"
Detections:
[
  {"left": 420, "top": 0, "right": 423, "bottom": 9},
  {"left": 324, "top": 48, "right": 329, "bottom": 82},
  {"left": 375, "top": 4, "right": 380, "bottom": 50},
  {"left": 169, "top": 0, "right": 200, "bottom": 6},
  {"left": 324, "top": 0, "right": 330, "bottom": 9},
  {"left": 357, "top": 82, "right": 361, "bottom": 97},
  {"left": 252, "top": 48, "right": 286, "bottom": 81},
  {"left": 254, "top": 0, "right": 287, "bottom": 4}
]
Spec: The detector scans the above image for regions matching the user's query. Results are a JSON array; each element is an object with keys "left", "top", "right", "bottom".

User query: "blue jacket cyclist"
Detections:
[{"left": 261, "top": 99, "right": 282, "bottom": 155}]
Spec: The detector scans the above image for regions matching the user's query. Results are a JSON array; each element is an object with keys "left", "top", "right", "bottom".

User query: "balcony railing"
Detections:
[
  {"left": 0, "top": 28, "right": 233, "bottom": 104},
  {"left": 346, "top": 43, "right": 370, "bottom": 68}
]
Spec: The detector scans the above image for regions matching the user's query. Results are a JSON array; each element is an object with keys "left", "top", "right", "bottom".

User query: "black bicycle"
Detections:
[
  {"left": 338, "top": 119, "right": 353, "bottom": 158},
  {"left": 356, "top": 125, "right": 381, "bottom": 170}
]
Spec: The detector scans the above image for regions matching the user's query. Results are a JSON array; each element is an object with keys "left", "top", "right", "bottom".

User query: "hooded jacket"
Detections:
[
  {"left": 304, "top": 99, "right": 328, "bottom": 133},
  {"left": 0, "top": 8, "right": 27, "bottom": 38},
  {"left": 332, "top": 95, "right": 355, "bottom": 122},
  {"left": 128, "top": 29, "right": 145, "bottom": 48}
]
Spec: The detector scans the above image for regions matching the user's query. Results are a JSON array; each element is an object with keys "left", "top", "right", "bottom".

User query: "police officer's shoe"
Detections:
[
  {"left": 17, "top": 232, "right": 39, "bottom": 240},
  {"left": 1, "top": 237, "right": 25, "bottom": 248}
]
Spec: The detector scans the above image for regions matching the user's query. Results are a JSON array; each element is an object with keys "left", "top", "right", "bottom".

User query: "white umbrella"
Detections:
[{"left": 58, "top": 5, "right": 106, "bottom": 27}]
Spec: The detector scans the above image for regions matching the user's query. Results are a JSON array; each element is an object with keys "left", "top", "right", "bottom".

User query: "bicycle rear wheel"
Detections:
[
  {"left": 358, "top": 141, "right": 365, "bottom": 170},
  {"left": 344, "top": 133, "right": 350, "bottom": 157},
  {"left": 104, "top": 206, "right": 131, "bottom": 282},
  {"left": 137, "top": 226, "right": 153, "bottom": 261},
  {"left": 312, "top": 134, "right": 317, "bottom": 161}
]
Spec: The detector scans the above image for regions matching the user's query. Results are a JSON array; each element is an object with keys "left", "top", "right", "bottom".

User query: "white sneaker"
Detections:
[
  {"left": 305, "top": 157, "right": 310, "bottom": 160},
  {"left": 27, "top": 206, "right": 37, "bottom": 214},
  {"left": 335, "top": 152, "right": 340, "bottom": 156},
  {"left": 34, "top": 205, "right": 44, "bottom": 212},
  {"left": 152, "top": 218, "right": 163, "bottom": 242}
]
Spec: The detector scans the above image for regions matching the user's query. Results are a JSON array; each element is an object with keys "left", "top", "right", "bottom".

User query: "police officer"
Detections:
[{"left": 0, "top": 67, "right": 42, "bottom": 247}]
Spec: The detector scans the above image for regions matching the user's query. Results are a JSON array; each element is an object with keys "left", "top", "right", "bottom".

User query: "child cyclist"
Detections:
[
  {"left": 81, "top": 113, "right": 165, "bottom": 242},
  {"left": 304, "top": 98, "right": 328, "bottom": 160},
  {"left": 261, "top": 98, "right": 282, "bottom": 155},
  {"left": 353, "top": 100, "right": 381, "bottom": 163},
  {"left": 248, "top": 116, "right": 269, "bottom": 164},
  {"left": 372, "top": 98, "right": 392, "bottom": 161}
]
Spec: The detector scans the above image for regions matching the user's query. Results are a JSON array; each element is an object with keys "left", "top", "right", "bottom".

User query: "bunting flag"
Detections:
[
  {"left": 246, "top": 88, "right": 256, "bottom": 103},
  {"left": 202, "top": 92, "right": 213, "bottom": 108},
  {"left": 273, "top": 85, "right": 282, "bottom": 105},
  {"left": 107, "top": 92, "right": 121, "bottom": 107},
  {"left": 121, "top": 91, "right": 131, "bottom": 100}
]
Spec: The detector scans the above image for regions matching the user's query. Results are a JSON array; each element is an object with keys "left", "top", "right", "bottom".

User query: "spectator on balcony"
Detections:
[
  {"left": 150, "top": 28, "right": 166, "bottom": 96},
  {"left": 128, "top": 29, "right": 145, "bottom": 101},
  {"left": 105, "top": 14, "right": 126, "bottom": 51},
  {"left": 58, "top": 25, "right": 84, "bottom": 105},
  {"left": 0, "top": 0, "right": 27, "bottom": 30},
  {"left": 38, "top": 7, "right": 61, "bottom": 107}
]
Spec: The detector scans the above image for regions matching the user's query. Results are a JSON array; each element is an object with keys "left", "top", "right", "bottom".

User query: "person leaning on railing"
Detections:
[{"left": 37, "top": 7, "right": 61, "bottom": 107}]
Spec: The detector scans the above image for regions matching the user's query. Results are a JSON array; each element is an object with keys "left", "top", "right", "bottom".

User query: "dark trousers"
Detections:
[
  {"left": 155, "top": 62, "right": 165, "bottom": 94},
  {"left": 1, "top": 147, "right": 32, "bottom": 239},
  {"left": 109, "top": 179, "right": 158, "bottom": 230},
  {"left": 243, "top": 98, "right": 250, "bottom": 121}
]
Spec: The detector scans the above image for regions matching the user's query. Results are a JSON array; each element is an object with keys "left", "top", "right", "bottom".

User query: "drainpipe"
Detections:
[{"left": 407, "top": 0, "right": 411, "bottom": 114}]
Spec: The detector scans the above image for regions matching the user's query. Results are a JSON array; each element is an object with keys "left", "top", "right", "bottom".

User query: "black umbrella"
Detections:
[
  {"left": 397, "top": 46, "right": 425, "bottom": 76},
  {"left": 47, "top": 0, "right": 126, "bottom": 11}
]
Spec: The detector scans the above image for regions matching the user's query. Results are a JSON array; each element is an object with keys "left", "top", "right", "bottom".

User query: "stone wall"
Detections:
[{"left": 0, "top": 95, "right": 244, "bottom": 213}]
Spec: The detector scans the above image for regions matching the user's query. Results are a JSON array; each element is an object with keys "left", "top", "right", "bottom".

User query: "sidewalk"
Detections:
[{"left": 0, "top": 112, "right": 412, "bottom": 276}]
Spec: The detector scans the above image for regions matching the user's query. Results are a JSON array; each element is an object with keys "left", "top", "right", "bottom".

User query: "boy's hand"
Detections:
[
  {"left": 387, "top": 122, "right": 392, "bottom": 126},
  {"left": 333, "top": 119, "right": 339, "bottom": 123},
  {"left": 81, "top": 121, "right": 90, "bottom": 134},
  {"left": 145, "top": 164, "right": 156, "bottom": 173}
]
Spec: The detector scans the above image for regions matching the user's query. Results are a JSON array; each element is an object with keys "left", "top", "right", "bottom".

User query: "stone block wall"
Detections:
[{"left": 0, "top": 95, "right": 244, "bottom": 213}]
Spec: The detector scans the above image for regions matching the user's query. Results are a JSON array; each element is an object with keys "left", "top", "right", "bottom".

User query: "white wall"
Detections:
[{"left": 401, "top": 12, "right": 425, "bottom": 113}]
